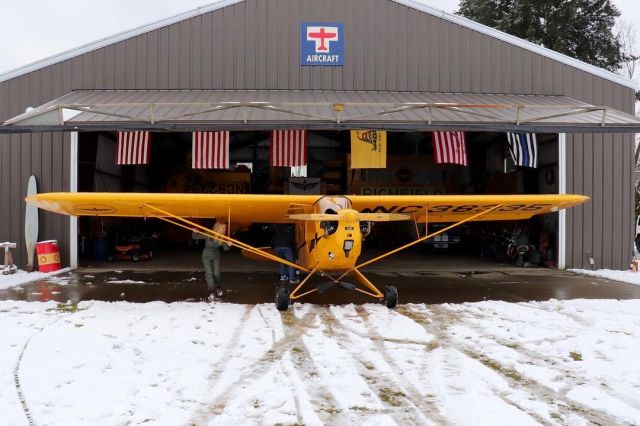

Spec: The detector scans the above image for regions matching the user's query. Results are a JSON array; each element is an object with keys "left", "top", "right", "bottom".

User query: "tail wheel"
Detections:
[
  {"left": 275, "top": 287, "right": 290, "bottom": 311},
  {"left": 132, "top": 253, "right": 140, "bottom": 262},
  {"left": 384, "top": 285, "right": 398, "bottom": 309}
]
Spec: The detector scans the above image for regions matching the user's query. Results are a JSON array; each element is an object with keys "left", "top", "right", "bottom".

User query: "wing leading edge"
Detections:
[{"left": 26, "top": 192, "right": 588, "bottom": 223}]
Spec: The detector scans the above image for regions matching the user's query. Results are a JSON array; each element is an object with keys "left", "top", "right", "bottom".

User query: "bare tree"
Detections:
[{"left": 617, "top": 20, "right": 640, "bottom": 81}]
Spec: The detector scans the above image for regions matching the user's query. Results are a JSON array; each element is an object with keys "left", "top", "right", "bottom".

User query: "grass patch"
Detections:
[
  {"left": 378, "top": 387, "right": 405, "bottom": 407},
  {"left": 569, "top": 351, "right": 583, "bottom": 361},
  {"left": 350, "top": 406, "right": 369, "bottom": 412},
  {"left": 550, "top": 412, "right": 562, "bottom": 420},
  {"left": 47, "top": 303, "right": 83, "bottom": 313},
  {"left": 321, "top": 407, "right": 341, "bottom": 414}
]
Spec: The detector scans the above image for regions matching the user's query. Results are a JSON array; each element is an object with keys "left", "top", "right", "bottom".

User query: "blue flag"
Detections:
[{"left": 507, "top": 133, "right": 537, "bottom": 168}]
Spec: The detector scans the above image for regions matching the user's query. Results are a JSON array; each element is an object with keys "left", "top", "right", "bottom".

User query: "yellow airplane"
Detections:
[{"left": 27, "top": 192, "right": 587, "bottom": 310}]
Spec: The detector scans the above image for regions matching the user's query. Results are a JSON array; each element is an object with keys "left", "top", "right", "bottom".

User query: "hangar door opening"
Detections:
[{"left": 75, "top": 130, "right": 559, "bottom": 269}]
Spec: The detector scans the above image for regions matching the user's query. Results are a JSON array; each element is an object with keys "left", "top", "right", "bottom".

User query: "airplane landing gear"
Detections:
[
  {"left": 384, "top": 285, "right": 398, "bottom": 309},
  {"left": 275, "top": 286, "right": 290, "bottom": 311}
]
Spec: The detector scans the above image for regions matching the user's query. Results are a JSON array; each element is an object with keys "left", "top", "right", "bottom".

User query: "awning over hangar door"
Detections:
[{"left": 2, "top": 89, "right": 640, "bottom": 133}]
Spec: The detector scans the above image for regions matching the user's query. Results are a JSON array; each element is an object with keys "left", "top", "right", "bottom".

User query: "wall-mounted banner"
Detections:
[
  {"left": 301, "top": 22, "right": 344, "bottom": 66},
  {"left": 350, "top": 130, "right": 387, "bottom": 169}
]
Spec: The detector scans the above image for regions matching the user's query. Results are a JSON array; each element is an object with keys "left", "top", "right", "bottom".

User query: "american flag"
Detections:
[
  {"left": 270, "top": 130, "right": 308, "bottom": 167},
  {"left": 432, "top": 131, "right": 468, "bottom": 166},
  {"left": 117, "top": 131, "right": 151, "bottom": 165},
  {"left": 507, "top": 132, "right": 537, "bottom": 168},
  {"left": 192, "top": 131, "right": 230, "bottom": 169}
]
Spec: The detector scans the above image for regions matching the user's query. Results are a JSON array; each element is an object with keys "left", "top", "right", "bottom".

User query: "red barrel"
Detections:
[{"left": 36, "top": 240, "right": 61, "bottom": 272}]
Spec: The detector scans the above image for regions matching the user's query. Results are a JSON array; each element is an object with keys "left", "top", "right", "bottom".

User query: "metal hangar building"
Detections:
[{"left": 1, "top": 0, "right": 639, "bottom": 270}]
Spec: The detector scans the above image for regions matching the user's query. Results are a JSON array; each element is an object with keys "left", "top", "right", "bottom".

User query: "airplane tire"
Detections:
[
  {"left": 275, "top": 287, "right": 290, "bottom": 311},
  {"left": 384, "top": 286, "right": 398, "bottom": 309}
]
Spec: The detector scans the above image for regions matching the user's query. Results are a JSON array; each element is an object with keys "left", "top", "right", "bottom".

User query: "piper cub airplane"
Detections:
[{"left": 27, "top": 192, "right": 587, "bottom": 310}]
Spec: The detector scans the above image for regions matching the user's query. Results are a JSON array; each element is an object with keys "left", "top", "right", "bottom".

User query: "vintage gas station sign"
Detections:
[{"left": 301, "top": 22, "right": 344, "bottom": 66}]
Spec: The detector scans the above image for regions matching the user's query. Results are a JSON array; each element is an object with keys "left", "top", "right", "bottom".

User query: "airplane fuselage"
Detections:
[{"left": 296, "top": 208, "right": 363, "bottom": 272}]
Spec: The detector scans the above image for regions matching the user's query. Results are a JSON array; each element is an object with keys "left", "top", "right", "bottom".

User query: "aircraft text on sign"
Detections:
[{"left": 301, "top": 22, "right": 344, "bottom": 66}]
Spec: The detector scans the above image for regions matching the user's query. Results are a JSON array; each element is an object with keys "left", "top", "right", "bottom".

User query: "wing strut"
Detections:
[
  {"left": 141, "top": 203, "right": 309, "bottom": 273},
  {"left": 336, "top": 205, "right": 502, "bottom": 283}
]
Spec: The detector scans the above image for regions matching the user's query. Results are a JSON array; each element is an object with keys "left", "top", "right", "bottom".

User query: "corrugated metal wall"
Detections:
[{"left": 0, "top": 0, "right": 636, "bottom": 268}]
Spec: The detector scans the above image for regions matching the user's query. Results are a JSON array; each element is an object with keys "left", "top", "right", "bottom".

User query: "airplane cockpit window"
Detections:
[{"left": 315, "top": 196, "right": 351, "bottom": 214}]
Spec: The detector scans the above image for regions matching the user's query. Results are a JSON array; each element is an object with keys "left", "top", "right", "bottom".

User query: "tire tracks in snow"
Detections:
[
  {"left": 198, "top": 307, "right": 320, "bottom": 423},
  {"left": 397, "top": 304, "right": 621, "bottom": 425},
  {"left": 319, "top": 307, "right": 446, "bottom": 425}
]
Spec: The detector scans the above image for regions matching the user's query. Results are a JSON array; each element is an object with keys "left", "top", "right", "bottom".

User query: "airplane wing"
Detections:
[
  {"left": 348, "top": 194, "right": 589, "bottom": 222},
  {"left": 26, "top": 192, "right": 588, "bottom": 223}
]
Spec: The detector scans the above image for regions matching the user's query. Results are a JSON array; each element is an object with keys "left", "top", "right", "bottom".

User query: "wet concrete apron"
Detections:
[{"left": 2, "top": 268, "right": 640, "bottom": 305}]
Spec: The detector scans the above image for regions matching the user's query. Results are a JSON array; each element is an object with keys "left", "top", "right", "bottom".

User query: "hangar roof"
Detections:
[
  {"left": 0, "top": 0, "right": 636, "bottom": 90},
  {"left": 3, "top": 89, "right": 639, "bottom": 133}
]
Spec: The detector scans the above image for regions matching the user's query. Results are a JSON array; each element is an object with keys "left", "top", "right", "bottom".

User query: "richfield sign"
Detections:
[{"left": 300, "top": 22, "right": 344, "bottom": 66}]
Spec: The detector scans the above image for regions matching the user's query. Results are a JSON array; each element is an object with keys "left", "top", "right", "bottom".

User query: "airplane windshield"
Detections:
[{"left": 315, "top": 196, "right": 351, "bottom": 213}]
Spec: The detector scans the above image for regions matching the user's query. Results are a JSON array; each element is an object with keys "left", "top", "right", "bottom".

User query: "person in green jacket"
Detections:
[{"left": 202, "top": 221, "right": 230, "bottom": 299}]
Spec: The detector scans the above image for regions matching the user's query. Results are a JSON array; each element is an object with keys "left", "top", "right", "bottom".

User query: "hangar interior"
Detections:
[{"left": 76, "top": 130, "right": 559, "bottom": 268}]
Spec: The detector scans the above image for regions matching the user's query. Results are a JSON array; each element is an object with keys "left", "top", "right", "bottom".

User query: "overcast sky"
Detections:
[{"left": 1, "top": 0, "right": 639, "bottom": 78}]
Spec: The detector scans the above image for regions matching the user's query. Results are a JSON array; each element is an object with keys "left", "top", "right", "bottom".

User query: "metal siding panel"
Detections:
[
  {"left": 490, "top": 38, "right": 501, "bottom": 92},
  {"left": 82, "top": 53, "right": 94, "bottom": 89},
  {"left": 276, "top": 0, "right": 289, "bottom": 90},
  {"left": 396, "top": 4, "right": 409, "bottom": 91},
  {"left": 448, "top": 22, "right": 461, "bottom": 92},
  {"left": 223, "top": 8, "right": 236, "bottom": 88},
  {"left": 104, "top": 45, "right": 116, "bottom": 89},
  {"left": 179, "top": 21, "right": 191, "bottom": 89},
  {"left": 114, "top": 42, "right": 127, "bottom": 88},
  {"left": 542, "top": 57, "right": 553, "bottom": 94},
  {"left": 374, "top": 0, "right": 388, "bottom": 90},
  {"left": 125, "top": 39, "right": 137, "bottom": 89},
  {"left": 551, "top": 61, "right": 563, "bottom": 95},
  {"left": 234, "top": 4, "right": 247, "bottom": 89},
  {"left": 94, "top": 48, "right": 105, "bottom": 88},
  {"left": 191, "top": 16, "right": 203, "bottom": 89},
  {"left": 531, "top": 53, "right": 542, "bottom": 93},
  {"left": 582, "top": 132, "right": 594, "bottom": 268},
  {"left": 459, "top": 27, "right": 471, "bottom": 93},
  {"left": 500, "top": 42, "right": 512, "bottom": 93},
  {"left": 469, "top": 31, "right": 482, "bottom": 93},
  {"left": 521, "top": 50, "right": 532, "bottom": 93},
  {"left": 71, "top": 56, "right": 83, "bottom": 90},
  {"left": 201, "top": 13, "right": 214, "bottom": 88},
  {"left": 243, "top": 1, "right": 256, "bottom": 89},
  {"left": 168, "top": 23, "right": 181, "bottom": 88},
  {"left": 365, "top": 0, "right": 380, "bottom": 90},
  {"left": 386, "top": 2, "right": 399, "bottom": 90},
  {"left": 158, "top": 27, "right": 170, "bottom": 89},
  {"left": 136, "top": 35, "right": 148, "bottom": 89},
  {"left": 256, "top": 0, "right": 268, "bottom": 88},
  {"left": 9, "top": 134, "right": 21, "bottom": 257},
  {"left": 146, "top": 32, "right": 159, "bottom": 89},
  {"left": 428, "top": 16, "right": 440, "bottom": 91},
  {"left": 480, "top": 35, "right": 492, "bottom": 92},
  {"left": 329, "top": 0, "right": 344, "bottom": 90},
  {"left": 438, "top": 19, "right": 450, "bottom": 91},
  {"left": 511, "top": 45, "right": 523, "bottom": 94},
  {"left": 592, "top": 132, "right": 603, "bottom": 270}
]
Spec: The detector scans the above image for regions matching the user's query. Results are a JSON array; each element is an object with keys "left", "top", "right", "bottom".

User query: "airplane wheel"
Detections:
[
  {"left": 132, "top": 253, "right": 140, "bottom": 262},
  {"left": 384, "top": 285, "right": 398, "bottom": 309},
  {"left": 275, "top": 287, "right": 290, "bottom": 311}
]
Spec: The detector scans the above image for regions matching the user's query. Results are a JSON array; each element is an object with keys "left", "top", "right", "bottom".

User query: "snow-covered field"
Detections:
[{"left": 2, "top": 298, "right": 640, "bottom": 425}]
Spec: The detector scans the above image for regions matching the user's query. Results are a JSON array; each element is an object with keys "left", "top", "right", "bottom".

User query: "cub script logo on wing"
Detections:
[{"left": 301, "top": 22, "right": 344, "bottom": 66}]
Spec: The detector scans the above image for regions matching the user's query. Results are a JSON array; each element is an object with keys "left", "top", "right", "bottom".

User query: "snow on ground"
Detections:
[
  {"left": 2, "top": 299, "right": 640, "bottom": 425},
  {"left": 571, "top": 268, "right": 640, "bottom": 286},
  {"left": 0, "top": 268, "right": 71, "bottom": 291}
]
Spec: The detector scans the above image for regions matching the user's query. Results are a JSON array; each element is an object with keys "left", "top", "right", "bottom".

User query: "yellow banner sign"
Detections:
[{"left": 350, "top": 130, "right": 386, "bottom": 169}]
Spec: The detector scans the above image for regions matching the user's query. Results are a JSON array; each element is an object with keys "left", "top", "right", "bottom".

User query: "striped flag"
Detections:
[
  {"left": 507, "top": 132, "right": 537, "bottom": 168},
  {"left": 270, "top": 130, "right": 308, "bottom": 167},
  {"left": 117, "top": 131, "right": 151, "bottom": 165},
  {"left": 192, "top": 131, "right": 230, "bottom": 169},
  {"left": 432, "top": 131, "right": 468, "bottom": 166}
]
